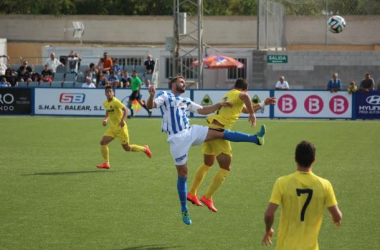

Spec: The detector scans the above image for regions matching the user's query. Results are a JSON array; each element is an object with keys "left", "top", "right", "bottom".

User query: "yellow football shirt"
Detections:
[
  {"left": 206, "top": 89, "right": 244, "bottom": 130},
  {"left": 269, "top": 171, "right": 338, "bottom": 250},
  {"left": 103, "top": 97, "right": 125, "bottom": 126}
]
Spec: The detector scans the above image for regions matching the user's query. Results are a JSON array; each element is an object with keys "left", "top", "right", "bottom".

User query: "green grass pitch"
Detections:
[{"left": 0, "top": 116, "right": 379, "bottom": 250}]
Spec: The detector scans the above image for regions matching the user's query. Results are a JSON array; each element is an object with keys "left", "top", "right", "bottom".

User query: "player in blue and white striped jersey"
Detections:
[{"left": 147, "top": 76, "right": 265, "bottom": 225}]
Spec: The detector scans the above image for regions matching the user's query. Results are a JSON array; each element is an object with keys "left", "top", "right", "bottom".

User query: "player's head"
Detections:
[
  {"left": 170, "top": 75, "right": 185, "bottom": 94},
  {"left": 234, "top": 78, "right": 248, "bottom": 91},
  {"left": 105, "top": 86, "right": 114, "bottom": 100},
  {"left": 295, "top": 141, "right": 316, "bottom": 168}
]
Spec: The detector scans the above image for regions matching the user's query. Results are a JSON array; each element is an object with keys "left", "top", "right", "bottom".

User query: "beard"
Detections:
[{"left": 176, "top": 85, "right": 185, "bottom": 93}]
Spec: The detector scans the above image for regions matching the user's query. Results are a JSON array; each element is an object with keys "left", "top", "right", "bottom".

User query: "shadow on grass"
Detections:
[
  {"left": 21, "top": 170, "right": 120, "bottom": 176},
  {"left": 115, "top": 245, "right": 182, "bottom": 250}
]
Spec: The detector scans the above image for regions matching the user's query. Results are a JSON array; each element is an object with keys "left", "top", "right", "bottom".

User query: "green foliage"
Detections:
[{"left": 0, "top": 116, "right": 379, "bottom": 249}]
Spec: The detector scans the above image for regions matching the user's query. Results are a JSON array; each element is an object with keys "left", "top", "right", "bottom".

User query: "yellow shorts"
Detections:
[
  {"left": 104, "top": 124, "right": 130, "bottom": 144},
  {"left": 202, "top": 139, "right": 232, "bottom": 157}
]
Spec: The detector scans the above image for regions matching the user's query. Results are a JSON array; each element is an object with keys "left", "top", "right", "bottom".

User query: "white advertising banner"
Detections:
[
  {"left": 115, "top": 88, "right": 190, "bottom": 117},
  {"left": 192, "top": 90, "right": 271, "bottom": 118},
  {"left": 274, "top": 91, "right": 352, "bottom": 118},
  {"left": 34, "top": 88, "right": 106, "bottom": 116}
]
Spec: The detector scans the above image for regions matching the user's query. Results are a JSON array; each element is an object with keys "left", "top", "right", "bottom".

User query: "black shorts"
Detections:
[{"left": 129, "top": 90, "right": 141, "bottom": 101}]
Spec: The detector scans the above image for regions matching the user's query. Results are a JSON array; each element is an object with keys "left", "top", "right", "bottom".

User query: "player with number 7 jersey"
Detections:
[{"left": 262, "top": 141, "right": 342, "bottom": 250}]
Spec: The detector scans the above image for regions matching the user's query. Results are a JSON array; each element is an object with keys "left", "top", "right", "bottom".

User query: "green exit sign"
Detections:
[{"left": 267, "top": 55, "right": 288, "bottom": 63}]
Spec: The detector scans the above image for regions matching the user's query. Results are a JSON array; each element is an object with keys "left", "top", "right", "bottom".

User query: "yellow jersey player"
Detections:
[
  {"left": 262, "top": 141, "right": 342, "bottom": 250},
  {"left": 96, "top": 86, "right": 152, "bottom": 169},
  {"left": 187, "top": 78, "right": 276, "bottom": 212}
]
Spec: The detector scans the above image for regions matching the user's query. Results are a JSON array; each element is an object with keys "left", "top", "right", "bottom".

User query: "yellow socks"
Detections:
[
  {"left": 205, "top": 168, "right": 230, "bottom": 200},
  {"left": 130, "top": 144, "right": 145, "bottom": 152},
  {"left": 101, "top": 145, "right": 109, "bottom": 164},
  {"left": 189, "top": 164, "right": 211, "bottom": 196}
]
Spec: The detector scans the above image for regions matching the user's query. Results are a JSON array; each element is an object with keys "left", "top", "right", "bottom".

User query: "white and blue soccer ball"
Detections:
[{"left": 327, "top": 15, "right": 346, "bottom": 34}]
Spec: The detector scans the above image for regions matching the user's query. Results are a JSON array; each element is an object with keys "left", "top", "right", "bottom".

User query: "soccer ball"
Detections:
[{"left": 327, "top": 15, "right": 346, "bottom": 33}]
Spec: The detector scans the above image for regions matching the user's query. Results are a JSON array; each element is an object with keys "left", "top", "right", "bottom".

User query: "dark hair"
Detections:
[
  {"left": 295, "top": 141, "right": 316, "bottom": 168},
  {"left": 132, "top": 70, "right": 137, "bottom": 73},
  {"left": 105, "top": 86, "right": 112, "bottom": 90},
  {"left": 234, "top": 78, "right": 248, "bottom": 90},
  {"left": 89, "top": 63, "right": 94, "bottom": 68},
  {"left": 170, "top": 75, "right": 184, "bottom": 86}
]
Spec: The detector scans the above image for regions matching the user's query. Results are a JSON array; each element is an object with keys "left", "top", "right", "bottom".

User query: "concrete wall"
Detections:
[{"left": 263, "top": 51, "right": 380, "bottom": 89}]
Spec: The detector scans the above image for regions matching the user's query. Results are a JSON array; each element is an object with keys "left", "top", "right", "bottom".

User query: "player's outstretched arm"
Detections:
[
  {"left": 146, "top": 85, "right": 156, "bottom": 109},
  {"left": 242, "top": 97, "right": 277, "bottom": 114},
  {"left": 197, "top": 101, "right": 232, "bottom": 115},
  {"left": 328, "top": 205, "right": 342, "bottom": 227}
]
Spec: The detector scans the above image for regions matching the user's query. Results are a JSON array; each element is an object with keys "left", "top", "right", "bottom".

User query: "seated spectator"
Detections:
[
  {"left": 360, "top": 73, "right": 375, "bottom": 92},
  {"left": 82, "top": 76, "right": 96, "bottom": 88},
  {"left": 45, "top": 52, "right": 64, "bottom": 74},
  {"left": 4, "top": 69, "right": 18, "bottom": 87},
  {"left": 102, "top": 52, "right": 113, "bottom": 74},
  {"left": 112, "top": 59, "right": 122, "bottom": 75},
  {"left": 327, "top": 73, "right": 342, "bottom": 92},
  {"left": 120, "top": 71, "right": 131, "bottom": 88},
  {"left": 0, "top": 77, "right": 10, "bottom": 87},
  {"left": 144, "top": 54, "right": 155, "bottom": 74},
  {"left": 0, "top": 54, "right": 10, "bottom": 77},
  {"left": 97, "top": 71, "right": 109, "bottom": 88},
  {"left": 84, "top": 63, "right": 98, "bottom": 83},
  {"left": 142, "top": 79, "right": 151, "bottom": 89},
  {"left": 107, "top": 70, "right": 120, "bottom": 88},
  {"left": 40, "top": 64, "right": 54, "bottom": 85},
  {"left": 275, "top": 76, "right": 289, "bottom": 90},
  {"left": 17, "top": 60, "right": 33, "bottom": 84},
  {"left": 347, "top": 81, "right": 357, "bottom": 95},
  {"left": 67, "top": 51, "right": 82, "bottom": 73}
]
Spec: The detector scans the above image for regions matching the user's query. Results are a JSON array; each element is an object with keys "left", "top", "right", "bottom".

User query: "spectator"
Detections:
[
  {"left": 144, "top": 54, "right": 155, "bottom": 74},
  {"left": 84, "top": 63, "right": 98, "bottom": 83},
  {"left": 102, "top": 52, "right": 113, "bottom": 74},
  {"left": 327, "top": 73, "right": 342, "bottom": 92},
  {"left": 97, "top": 58, "right": 105, "bottom": 72},
  {"left": 17, "top": 60, "right": 33, "bottom": 84},
  {"left": 142, "top": 79, "right": 151, "bottom": 89},
  {"left": 0, "top": 54, "right": 10, "bottom": 77},
  {"left": 0, "top": 77, "right": 10, "bottom": 87},
  {"left": 112, "top": 59, "right": 122, "bottom": 75},
  {"left": 4, "top": 69, "right": 18, "bottom": 87},
  {"left": 40, "top": 64, "right": 54, "bottom": 85},
  {"left": 82, "top": 76, "right": 96, "bottom": 88},
  {"left": 347, "top": 81, "right": 357, "bottom": 95},
  {"left": 107, "top": 70, "right": 120, "bottom": 88},
  {"left": 97, "top": 71, "right": 109, "bottom": 88},
  {"left": 275, "top": 76, "right": 289, "bottom": 90},
  {"left": 67, "top": 51, "right": 82, "bottom": 73},
  {"left": 120, "top": 71, "right": 131, "bottom": 88},
  {"left": 377, "top": 79, "right": 380, "bottom": 90},
  {"left": 360, "top": 73, "right": 375, "bottom": 92},
  {"left": 45, "top": 53, "right": 64, "bottom": 74}
]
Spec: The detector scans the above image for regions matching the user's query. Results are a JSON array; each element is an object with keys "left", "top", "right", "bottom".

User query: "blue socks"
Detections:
[
  {"left": 177, "top": 177, "right": 188, "bottom": 212},
  {"left": 223, "top": 130, "right": 259, "bottom": 144}
]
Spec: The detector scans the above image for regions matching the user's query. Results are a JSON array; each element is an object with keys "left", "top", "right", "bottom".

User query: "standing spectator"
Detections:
[
  {"left": 82, "top": 76, "right": 96, "bottom": 88},
  {"left": 275, "top": 76, "right": 289, "bottom": 90},
  {"left": 120, "top": 71, "right": 131, "bottom": 88},
  {"left": 112, "top": 59, "right": 122, "bottom": 75},
  {"left": 17, "top": 60, "right": 33, "bottom": 84},
  {"left": 0, "top": 77, "right": 10, "bottom": 87},
  {"left": 45, "top": 53, "right": 64, "bottom": 74},
  {"left": 4, "top": 69, "right": 18, "bottom": 87},
  {"left": 102, "top": 52, "right": 113, "bottom": 74},
  {"left": 84, "top": 63, "right": 98, "bottom": 83},
  {"left": 359, "top": 73, "right": 375, "bottom": 92},
  {"left": 0, "top": 54, "right": 10, "bottom": 77},
  {"left": 262, "top": 141, "right": 342, "bottom": 249},
  {"left": 40, "top": 64, "right": 54, "bottom": 85},
  {"left": 327, "top": 73, "right": 342, "bottom": 92},
  {"left": 144, "top": 54, "right": 155, "bottom": 74},
  {"left": 67, "top": 51, "right": 82, "bottom": 74},
  {"left": 107, "top": 70, "right": 121, "bottom": 88},
  {"left": 347, "top": 81, "right": 357, "bottom": 95}
]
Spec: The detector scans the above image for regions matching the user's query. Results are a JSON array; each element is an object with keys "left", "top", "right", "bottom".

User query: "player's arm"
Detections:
[
  {"left": 197, "top": 101, "right": 232, "bottom": 115},
  {"left": 119, "top": 106, "right": 128, "bottom": 127},
  {"left": 102, "top": 113, "right": 109, "bottom": 126},
  {"left": 262, "top": 203, "right": 278, "bottom": 246},
  {"left": 238, "top": 92, "right": 256, "bottom": 127},
  {"left": 328, "top": 205, "right": 342, "bottom": 227},
  {"left": 147, "top": 85, "right": 157, "bottom": 109},
  {"left": 242, "top": 97, "right": 277, "bottom": 113}
]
